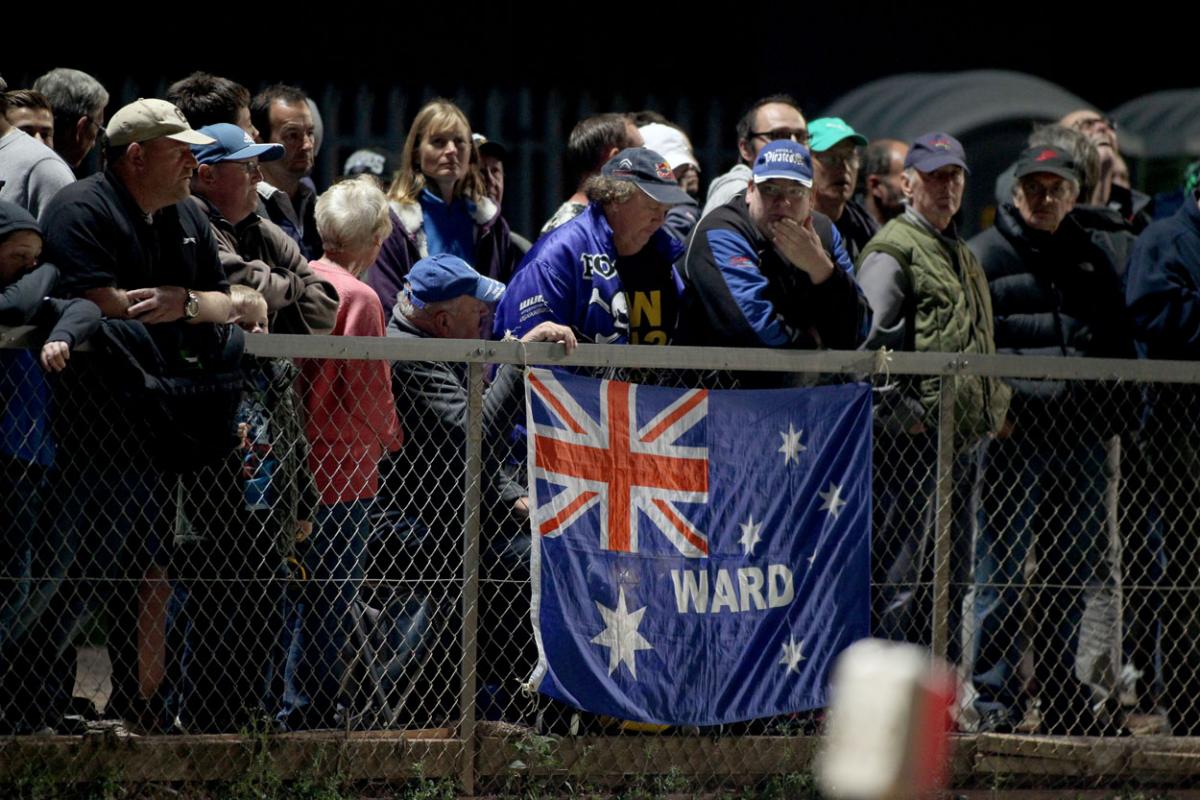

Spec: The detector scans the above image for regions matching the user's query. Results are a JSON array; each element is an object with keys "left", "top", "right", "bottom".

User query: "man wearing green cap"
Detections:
[{"left": 808, "top": 117, "right": 878, "bottom": 262}]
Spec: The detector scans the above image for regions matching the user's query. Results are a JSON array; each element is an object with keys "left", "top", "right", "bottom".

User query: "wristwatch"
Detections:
[{"left": 183, "top": 290, "right": 200, "bottom": 320}]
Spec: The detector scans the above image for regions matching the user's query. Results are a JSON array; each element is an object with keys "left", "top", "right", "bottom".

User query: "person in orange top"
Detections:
[{"left": 288, "top": 175, "right": 402, "bottom": 729}]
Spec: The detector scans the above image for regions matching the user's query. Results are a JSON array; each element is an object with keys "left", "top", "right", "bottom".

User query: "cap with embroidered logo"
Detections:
[
  {"left": 601, "top": 147, "right": 693, "bottom": 205},
  {"left": 904, "top": 132, "right": 969, "bottom": 174},
  {"left": 752, "top": 140, "right": 814, "bottom": 186},
  {"left": 1013, "top": 145, "right": 1079, "bottom": 183}
]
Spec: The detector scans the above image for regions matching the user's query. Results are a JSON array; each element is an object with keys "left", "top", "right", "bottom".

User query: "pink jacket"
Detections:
[{"left": 300, "top": 258, "right": 403, "bottom": 504}]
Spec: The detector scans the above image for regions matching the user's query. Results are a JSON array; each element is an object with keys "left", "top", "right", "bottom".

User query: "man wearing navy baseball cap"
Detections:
[
  {"left": 189, "top": 122, "right": 338, "bottom": 335},
  {"left": 857, "top": 132, "right": 1010, "bottom": 666},
  {"left": 494, "top": 146, "right": 691, "bottom": 345},
  {"left": 677, "top": 139, "right": 868, "bottom": 358}
]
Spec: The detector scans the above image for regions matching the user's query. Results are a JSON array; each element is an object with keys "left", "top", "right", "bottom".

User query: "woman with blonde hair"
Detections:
[{"left": 365, "top": 98, "right": 518, "bottom": 312}]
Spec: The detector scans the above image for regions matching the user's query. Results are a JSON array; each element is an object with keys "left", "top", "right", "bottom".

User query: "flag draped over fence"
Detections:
[{"left": 526, "top": 368, "right": 872, "bottom": 726}]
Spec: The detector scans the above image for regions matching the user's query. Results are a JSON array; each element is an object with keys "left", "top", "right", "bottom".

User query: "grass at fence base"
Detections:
[{"left": 5, "top": 732, "right": 1200, "bottom": 798}]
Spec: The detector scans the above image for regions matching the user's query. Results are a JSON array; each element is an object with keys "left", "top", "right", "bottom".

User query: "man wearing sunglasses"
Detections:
[
  {"left": 680, "top": 140, "right": 868, "bottom": 359},
  {"left": 703, "top": 94, "right": 811, "bottom": 217}
]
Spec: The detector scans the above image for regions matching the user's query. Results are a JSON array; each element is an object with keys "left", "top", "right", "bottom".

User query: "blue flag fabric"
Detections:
[{"left": 526, "top": 367, "right": 872, "bottom": 726}]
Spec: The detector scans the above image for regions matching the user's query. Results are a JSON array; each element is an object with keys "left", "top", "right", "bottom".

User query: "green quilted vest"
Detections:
[{"left": 860, "top": 215, "right": 1011, "bottom": 441}]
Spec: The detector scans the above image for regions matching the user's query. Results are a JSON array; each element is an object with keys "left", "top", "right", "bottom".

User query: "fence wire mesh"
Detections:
[{"left": 1, "top": 332, "right": 1198, "bottom": 796}]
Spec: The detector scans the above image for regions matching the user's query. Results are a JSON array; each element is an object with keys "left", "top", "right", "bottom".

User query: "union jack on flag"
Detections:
[
  {"left": 526, "top": 367, "right": 872, "bottom": 726},
  {"left": 528, "top": 368, "right": 709, "bottom": 557}
]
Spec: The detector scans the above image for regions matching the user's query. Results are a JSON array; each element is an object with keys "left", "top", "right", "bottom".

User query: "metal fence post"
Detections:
[
  {"left": 459, "top": 361, "right": 485, "bottom": 795},
  {"left": 932, "top": 374, "right": 957, "bottom": 660}
]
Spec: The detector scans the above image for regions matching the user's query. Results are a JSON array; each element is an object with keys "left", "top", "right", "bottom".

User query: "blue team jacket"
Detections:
[{"left": 493, "top": 203, "right": 686, "bottom": 344}]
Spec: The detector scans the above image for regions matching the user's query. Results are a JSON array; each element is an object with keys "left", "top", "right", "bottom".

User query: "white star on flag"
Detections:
[
  {"left": 591, "top": 587, "right": 654, "bottom": 679},
  {"left": 818, "top": 482, "right": 847, "bottom": 518},
  {"left": 778, "top": 423, "right": 806, "bottom": 465},
  {"left": 779, "top": 635, "right": 806, "bottom": 674},
  {"left": 738, "top": 515, "right": 763, "bottom": 555}
]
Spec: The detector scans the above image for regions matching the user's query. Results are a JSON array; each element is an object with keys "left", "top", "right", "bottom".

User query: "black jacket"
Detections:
[
  {"left": 379, "top": 310, "right": 530, "bottom": 576},
  {"left": 969, "top": 203, "right": 1135, "bottom": 437},
  {"left": 679, "top": 192, "right": 868, "bottom": 351},
  {"left": 0, "top": 263, "right": 100, "bottom": 346}
]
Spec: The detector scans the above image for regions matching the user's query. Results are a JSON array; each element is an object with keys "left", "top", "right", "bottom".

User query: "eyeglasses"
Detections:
[
  {"left": 813, "top": 151, "right": 861, "bottom": 169},
  {"left": 749, "top": 128, "right": 810, "bottom": 145},
  {"left": 226, "top": 160, "right": 262, "bottom": 176},
  {"left": 1018, "top": 179, "right": 1074, "bottom": 202},
  {"left": 758, "top": 182, "right": 809, "bottom": 201}
]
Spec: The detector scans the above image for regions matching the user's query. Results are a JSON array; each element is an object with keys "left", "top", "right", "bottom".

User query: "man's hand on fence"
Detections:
[
  {"left": 295, "top": 520, "right": 313, "bottom": 542},
  {"left": 512, "top": 496, "right": 530, "bottom": 520},
  {"left": 40, "top": 340, "right": 70, "bottom": 372},
  {"left": 521, "top": 321, "right": 578, "bottom": 354},
  {"left": 126, "top": 286, "right": 188, "bottom": 323}
]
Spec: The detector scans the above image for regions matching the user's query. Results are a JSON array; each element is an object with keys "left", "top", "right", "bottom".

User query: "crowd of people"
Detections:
[{"left": 0, "top": 67, "right": 1197, "bottom": 738}]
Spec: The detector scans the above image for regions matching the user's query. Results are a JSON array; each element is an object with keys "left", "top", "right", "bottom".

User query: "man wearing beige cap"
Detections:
[
  {"left": 41, "top": 98, "right": 231, "bottom": 323},
  {"left": 25, "top": 98, "right": 233, "bottom": 734}
]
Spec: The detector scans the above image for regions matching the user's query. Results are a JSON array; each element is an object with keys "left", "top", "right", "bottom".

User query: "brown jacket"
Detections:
[{"left": 190, "top": 194, "right": 339, "bottom": 335}]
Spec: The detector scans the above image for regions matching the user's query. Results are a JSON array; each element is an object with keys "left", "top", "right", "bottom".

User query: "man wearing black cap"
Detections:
[
  {"left": 494, "top": 147, "right": 691, "bottom": 345},
  {"left": 966, "top": 145, "right": 1133, "bottom": 735},
  {"left": 856, "top": 133, "right": 1010, "bottom": 673},
  {"left": 189, "top": 123, "right": 339, "bottom": 336}
]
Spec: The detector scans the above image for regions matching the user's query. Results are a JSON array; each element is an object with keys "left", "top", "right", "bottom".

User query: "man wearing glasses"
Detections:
[
  {"left": 809, "top": 117, "right": 878, "bottom": 262},
  {"left": 680, "top": 140, "right": 868, "bottom": 357},
  {"left": 966, "top": 145, "right": 1133, "bottom": 735},
  {"left": 188, "top": 123, "right": 338, "bottom": 336},
  {"left": 702, "top": 94, "right": 811, "bottom": 216}
]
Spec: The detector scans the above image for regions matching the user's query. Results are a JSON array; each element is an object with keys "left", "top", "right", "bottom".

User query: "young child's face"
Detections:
[
  {"left": 0, "top": 230, "right": 43, "bottom": 284},
  {"left": 237, "top": 305, "right": 269, "bottom": 335}
]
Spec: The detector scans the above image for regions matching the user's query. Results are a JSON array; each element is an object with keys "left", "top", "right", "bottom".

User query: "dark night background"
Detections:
[{"left": 3, "top": 7, "right": 1193, "bottom": 235}]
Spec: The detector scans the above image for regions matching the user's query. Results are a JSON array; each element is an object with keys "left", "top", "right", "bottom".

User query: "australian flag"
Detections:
[{"left": 526, "top": 368, "right": 871, "bottom": 726}]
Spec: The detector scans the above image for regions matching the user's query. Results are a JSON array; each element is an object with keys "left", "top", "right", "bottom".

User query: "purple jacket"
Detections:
[{"left": 364, "top": 194, "right": 518, "bottom": 311}]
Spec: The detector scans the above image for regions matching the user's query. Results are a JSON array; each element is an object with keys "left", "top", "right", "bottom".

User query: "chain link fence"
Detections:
[{"left": 2, "top": 327, "right": 1199, "bottom": 796}]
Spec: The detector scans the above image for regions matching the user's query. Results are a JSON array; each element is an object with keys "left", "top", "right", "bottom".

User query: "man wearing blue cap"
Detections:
[
  {"left": 384, "top": 253, "right": 574, "bottom": 721},
  {"left": 679, "top": 139, "right": 868, "bottom": 358},
  {"left": 190, "top": 123, "right": 338, "bottom": 335},
  {"left": 857, "top": 133, "right": 1009, "bottom": 668},
  {"left": 494, "top": 147, "right": 690, "bottom": 345}
]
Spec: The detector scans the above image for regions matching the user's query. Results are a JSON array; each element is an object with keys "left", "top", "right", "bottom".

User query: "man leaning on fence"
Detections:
[
  {"left": 1126, "top": 179, "right": 1200, "bottom": 736},
  {"left": 856, "top": 132, "right": 1010, "bottom": 666},
  {"left": 189, "top": 123, "right": 339, "bottom": 335},
  {"left": 382, "top": 254, "right": 575, "bottom": 722},
  {"left": 25, "top": 99, "right": 233, "bottom": 734},
  {"left": 969, "top": 145, "right": 1134, "bottom": 736}
]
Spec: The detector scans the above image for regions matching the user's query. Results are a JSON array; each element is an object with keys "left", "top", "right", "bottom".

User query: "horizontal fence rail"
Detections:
[{"left": 1, "top": 326, "right": 1198, "bottom": 796}]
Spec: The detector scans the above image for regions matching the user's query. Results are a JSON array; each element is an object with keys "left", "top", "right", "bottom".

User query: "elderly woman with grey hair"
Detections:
[{"left": 284, "top": 175, "right": 403, "bottom": 730}]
